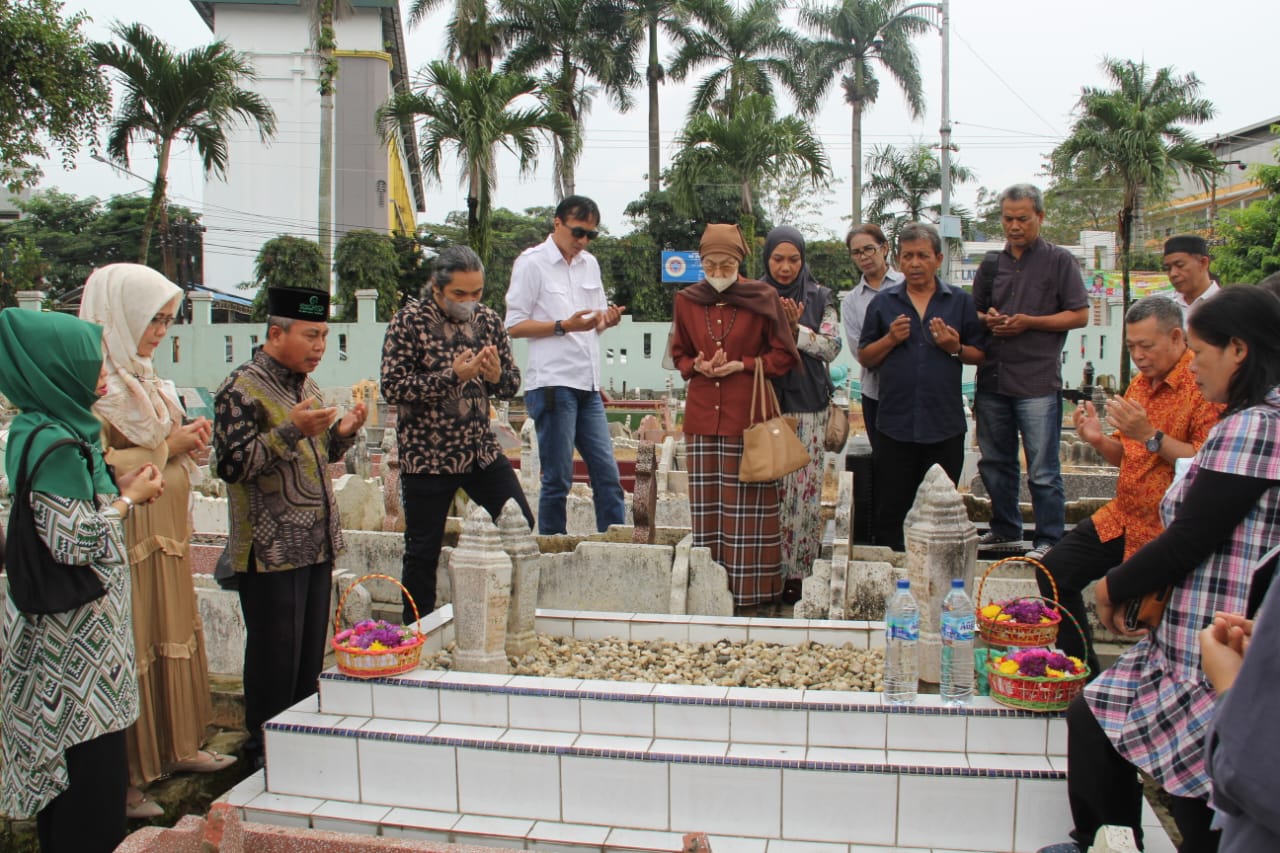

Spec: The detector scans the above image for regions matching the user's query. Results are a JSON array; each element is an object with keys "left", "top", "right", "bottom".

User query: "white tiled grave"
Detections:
[{"left": 221, "top": 607, "right": 1087, "bottom": 852}]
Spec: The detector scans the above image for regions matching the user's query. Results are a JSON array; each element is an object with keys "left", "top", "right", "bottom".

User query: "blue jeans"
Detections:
[
  {"left": 975, "top": 390, "right": 1065, "bottom": 546},
  {"left": 525, "top": 386, "right": 626, "bottom": 535}
]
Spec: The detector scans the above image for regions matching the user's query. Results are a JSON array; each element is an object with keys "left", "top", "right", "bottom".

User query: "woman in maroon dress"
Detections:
[{"left": 670, "top": 224, "right": 799, "bottom": 614}]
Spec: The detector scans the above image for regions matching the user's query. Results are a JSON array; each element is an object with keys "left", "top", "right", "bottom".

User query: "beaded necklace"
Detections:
[{"left": 703, "top": 304, "right": 738, "bottom": 349}]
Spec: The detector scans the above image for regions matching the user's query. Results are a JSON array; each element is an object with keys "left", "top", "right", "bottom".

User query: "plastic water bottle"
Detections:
[
  {"left": 883, "top": 579, "right": 920, "bottom": 705},
  {"left": 940, "top": 578, "right": 976, "bottom": 706}
]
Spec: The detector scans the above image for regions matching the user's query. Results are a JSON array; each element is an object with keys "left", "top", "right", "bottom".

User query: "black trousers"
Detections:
[
  {"left": 872, "top": 431, "right": 965, "bottom": 551},
  {"left": 862, "top": 395, "right": 882, "bottom": 453},
  {"left": 1035, "top": 517, "right": 1123, "bottom": 677},
  {"left": 1065, "top": 694, "right": 1220, "bottom": 853},
  {"left": 401, "top": 456, "right": 534, "bottom": 625},
  {"left": 238, "top": 560, "right": 332, "bottom": 766},
  {"left": 36, "top": 728, "right": 127, "bottom": 853}
]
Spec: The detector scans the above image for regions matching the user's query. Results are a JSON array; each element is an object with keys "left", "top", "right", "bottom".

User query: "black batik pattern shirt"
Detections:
[{"left": 380, "top": 296, "right": 522, "bottom": 475}]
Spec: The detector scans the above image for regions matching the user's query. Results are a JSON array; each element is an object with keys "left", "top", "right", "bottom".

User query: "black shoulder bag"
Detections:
[{"left": 4, "top": 423, "right": 108, "bottom": 615}]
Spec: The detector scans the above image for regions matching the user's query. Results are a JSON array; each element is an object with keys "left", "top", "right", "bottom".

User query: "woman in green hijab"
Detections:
[{"left": 0, "top": 309, "right": 163, "bottom": 853}]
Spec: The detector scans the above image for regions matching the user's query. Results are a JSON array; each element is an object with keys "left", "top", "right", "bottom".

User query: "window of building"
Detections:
[
  {"left": 172, "top": 338, "right": 181, "bottom": 363},
  {"left": 620, "top": 348, "right": 628, "bottom": 364},
  {"left": 643, "top": 333, "right": 652, "bottom": 358},
  {"left": 606, "top": 348, "right": 614, "bottom": 364},
  {"left": 1099, "top": 335, "right": 1106, "bottom": 360},
  {"left": 225, "top": 336, "right": 234, "bottom": 363}
]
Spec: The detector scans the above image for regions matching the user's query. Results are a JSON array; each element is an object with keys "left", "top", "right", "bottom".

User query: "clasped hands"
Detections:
[
  {"left": 453, "top": 345, "right": 502, "bottom": 384},
  {"left": 1200, "top": 611, "right": 1252, "bottom": 693},
  {"left": 693, "top": 349, "right": 744, "bottom": 378},
  {"left": 885, "top": 314, "right": 960, "bottom": 354},
  {"left": 1073, "top": 397, "right": 1153, "bottom": 444},
  {"left": 983, "top": 308, "right": 1033, "bottom": 337},
  {"left": 167, "top": 416, "right": 212, "bottom": 457},
  {"left": 290, "top": 397, "right": 369, "bottom": 438},
  {"left": 562, "top": 303, "right": 627, "bottom": 334}
]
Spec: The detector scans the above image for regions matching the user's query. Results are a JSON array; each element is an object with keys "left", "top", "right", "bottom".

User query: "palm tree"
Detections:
[
  {"left": 623, "top": 0, "right": 687, "bottom": 195},
  {"left": 408, "top": 0, "right": 508, "bottom": 72},
  {"left": 301, "top": 0, "right": 353, "bottom": 273},
  {"left": 667, "top": 0, "right": 810, "bottom": 120},
  {"left": 500, "top": 0, "right": 640, "bottom": 200},
  {"left": 862, "top": 142, "right": 972, "bottom": 246},
  {"left": 1050, "top": 57, "right": 1217, "bottom": 387},
  {"left": 667, "top": 93, "right": 830, "bottom": 268},
  {"left": 93, "top": 22, "right": 276, "bottom": 281},
  {"left": 801, "top": 0, "right": 930, "bottom": 223},
  {"left": 377, "top": 61, "right": 573, "bottom": 266}
]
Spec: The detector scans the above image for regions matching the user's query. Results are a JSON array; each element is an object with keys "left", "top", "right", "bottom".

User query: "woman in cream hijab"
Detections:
[{"left": 80, "top": 264, "right": 231, "bottom": 818}]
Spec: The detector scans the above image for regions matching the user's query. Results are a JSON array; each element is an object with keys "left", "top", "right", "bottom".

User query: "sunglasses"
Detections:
[{"left": 567, "top": 225, "right": 599, "bottom": 241}]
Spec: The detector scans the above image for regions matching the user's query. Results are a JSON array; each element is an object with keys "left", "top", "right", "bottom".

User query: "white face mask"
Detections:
[{"left": 706, "top": 274, "right": 736, "bottom": 292}]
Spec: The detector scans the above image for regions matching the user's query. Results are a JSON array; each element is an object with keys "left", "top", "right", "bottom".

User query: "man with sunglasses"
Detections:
[{"left": 505, "top": 195, "right": 627, "bottom": 535}]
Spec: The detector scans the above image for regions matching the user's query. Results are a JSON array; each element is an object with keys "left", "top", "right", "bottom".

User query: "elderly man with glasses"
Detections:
[{"left": 505, "top": 195, "right": 628, "bottom": 535}]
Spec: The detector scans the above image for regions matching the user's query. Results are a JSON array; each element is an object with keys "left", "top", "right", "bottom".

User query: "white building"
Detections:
[{"left": 189, "top": 0, "right": 425, "bottom": 289}]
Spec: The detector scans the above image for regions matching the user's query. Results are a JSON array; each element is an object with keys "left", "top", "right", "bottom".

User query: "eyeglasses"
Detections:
[
  {"left": 567, "top": 225, "right": 599, "bottom": 241},
  {"left": 849, "top": 245, "right": 883, "bottom": 259},
  {"left": 149, "top": 315, "right": 177, "bottom": 328}
]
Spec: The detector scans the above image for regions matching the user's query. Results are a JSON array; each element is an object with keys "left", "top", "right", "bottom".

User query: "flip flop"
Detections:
[{"left": 162, "top": 749, "right": 236, "bottom": 774}]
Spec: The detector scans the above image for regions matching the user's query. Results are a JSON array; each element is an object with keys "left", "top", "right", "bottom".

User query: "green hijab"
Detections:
[{"left": 0, "top": 310, "right": 117, "bottom": 499}]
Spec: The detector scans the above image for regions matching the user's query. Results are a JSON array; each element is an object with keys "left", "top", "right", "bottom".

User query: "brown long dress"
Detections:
[{"left": 104, "top": 428, "right": 214, "bottom": 786}]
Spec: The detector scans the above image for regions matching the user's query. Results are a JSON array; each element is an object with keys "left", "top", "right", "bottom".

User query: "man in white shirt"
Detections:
[
  {"left": 1163, "top": 234, "right": 1219, "bottom": 318},
  {"left": 841, "top": 223, "right": 904, "bottom": 452},
  {"left": 505, "top": 196, "right": 627, "bottom": 534}
]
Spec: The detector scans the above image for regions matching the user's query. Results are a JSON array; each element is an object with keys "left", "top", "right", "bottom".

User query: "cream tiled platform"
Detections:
[{"left": 217, "top": 608, "right": 1119, "bottom": 853}]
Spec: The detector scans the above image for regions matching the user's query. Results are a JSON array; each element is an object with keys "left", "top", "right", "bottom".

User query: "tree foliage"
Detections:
[
  {"left": 800, "top": 0, "right": 930, "bottom": 223},
  {"left": 1050, "top": 57, "right": 1216, "bottom": 386},
  {"left": 333, "top": 229, "right": 401, "bottom": 322},
  {"left": 378, "top": 61, "right": 572, "bottom": 268},
  {"left": 1213, "top": 161, "right": 1280, "bottom": 284},
  {"left": 92, "top": 21, "right": 277, "bottom": 274},
  {"left": 0, "top": 190, "right": 200, "bottom": 303},
  {"left": 0, "top": 0, "right": 111, "bottom": 191},
  {"left": 863, "top": 142, "right": 972, "bottom": 245},
  {"left": 499, "top": 0, "right": 640, "bottom": 198},
  {"left": 667, "top": 0, "right": 807, "bottom": 119},
  {"left": 247, "top": 235, "right": 327, "bottom": 320},
  {"left": 668, "top": 93, "right": 830, "bottom": 272}
]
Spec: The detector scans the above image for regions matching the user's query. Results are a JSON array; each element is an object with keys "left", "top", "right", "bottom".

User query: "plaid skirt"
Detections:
[{"left": 687, "top": 435, "right": 783, "bottom": 606}]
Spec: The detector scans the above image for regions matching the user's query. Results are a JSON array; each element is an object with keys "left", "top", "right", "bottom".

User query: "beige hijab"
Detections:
[{"left": 79, "top": 263, "right": 190, "bottom": 465}]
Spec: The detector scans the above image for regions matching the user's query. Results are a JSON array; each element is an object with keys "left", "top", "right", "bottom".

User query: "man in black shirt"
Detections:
[{"left": 973, "top": 184, "right": 1089, "bottom": 560}]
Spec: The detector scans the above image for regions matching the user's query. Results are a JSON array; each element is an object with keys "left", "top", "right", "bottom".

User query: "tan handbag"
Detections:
[
  {"left": 1122, "top": 584, "right": 1173, "bottom": 632},
  {"left": 823, "top": 400, "right": 850, "bottom": 452},
  {"left": 739, "top": 360, "right": 811, "bottom": 483}
]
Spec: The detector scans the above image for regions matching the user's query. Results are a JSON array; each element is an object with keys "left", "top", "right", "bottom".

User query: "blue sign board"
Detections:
[{"left": 661, "top": 250, "right": 704, "bottom": 283}]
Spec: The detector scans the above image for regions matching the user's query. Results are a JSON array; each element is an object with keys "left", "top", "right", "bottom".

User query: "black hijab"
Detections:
[{"left": 760, "top": 225, "right": 832, "bottom": 413}]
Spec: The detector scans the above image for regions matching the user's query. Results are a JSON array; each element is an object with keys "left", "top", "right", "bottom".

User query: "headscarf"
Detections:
[
  {"left": 700, "top": 223, "right": 748, "bottom": 263},
  {"left": 79, "top": 264, "right": 193, "bottom": 476},
  {"left": 760, "top": 225, "right": 833, "bottom": 412},
  {"left": 0, "top": 310, "right": 117, "bottom": 499},
  {"left": 676, "top": 277, "right": 801, "bottom": 366}
]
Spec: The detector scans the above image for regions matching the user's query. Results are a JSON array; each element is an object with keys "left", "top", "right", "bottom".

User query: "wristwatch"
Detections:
[
  {"left": 553, "top": 320, "right": 565, "bottom": 337},
  {"left": 948, "top": 346, "right": 962, "bottom": 360},
  {"left": 116, "top": 494, "right": 135, "bottom": 517},
  {"left": 1144, "top": 430, "right": 1164, "bottom": 453}
]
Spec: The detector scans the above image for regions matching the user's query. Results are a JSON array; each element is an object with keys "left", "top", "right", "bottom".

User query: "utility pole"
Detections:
[{"left": 938, "top": 0, "right": 953, "bottom": 279}]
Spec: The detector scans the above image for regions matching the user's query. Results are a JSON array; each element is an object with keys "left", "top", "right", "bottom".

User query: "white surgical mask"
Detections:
[{"left": 706, "top": 274, "right": 736, "bottom": 292}]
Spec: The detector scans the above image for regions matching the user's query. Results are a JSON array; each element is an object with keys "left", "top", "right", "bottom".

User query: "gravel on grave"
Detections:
[{"left": 421, "top": 634, "right": 885, "bottom": 691}]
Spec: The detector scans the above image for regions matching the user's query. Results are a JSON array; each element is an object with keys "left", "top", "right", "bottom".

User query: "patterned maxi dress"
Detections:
[
  {"left": 778, "top": 301, "right": 842, "bottom": 582},
  {"left": 1084, "top": 388, "right": 1280, "bottom": 798},
  {"left": 0, "top": 493, "right": 138, "bottom": 818}
]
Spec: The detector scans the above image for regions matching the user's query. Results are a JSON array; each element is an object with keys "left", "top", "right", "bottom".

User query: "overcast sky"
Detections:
[{"left": 38, "top": 0, "right": 1277, "bottom": 242}]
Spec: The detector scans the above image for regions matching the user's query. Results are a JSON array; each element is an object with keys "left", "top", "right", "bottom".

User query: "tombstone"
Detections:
[
  {"left": 637, "top": 414, "right": 663, "bottom": 443},
  {"left": 448, "top": 506, "right": 513, "bottom": 674},
  {"left": 656, "top": 435, "right": 676, "bottom": 493},
  {"left": 903, "top": 464, "right": 978, "bottom": 683},
  {"left": 378, "top": 407, "right": 404, "bottom": 532},
  {"left": 352, "top": 379, "right": 380, "bottom": 427},
  {"left": 519, "top": 417, "right": 540, "bottom": 491},
  {"left": 497, "top": 499, "right": 540, "bottom": 659},
  {"left": 632, "top": 441, "right": 657, "bottom": 544}
]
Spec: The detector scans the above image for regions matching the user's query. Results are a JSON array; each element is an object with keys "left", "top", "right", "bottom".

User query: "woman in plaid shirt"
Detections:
[{"left": 1040, "top": 286, "right": 1280, "bottom": 853}]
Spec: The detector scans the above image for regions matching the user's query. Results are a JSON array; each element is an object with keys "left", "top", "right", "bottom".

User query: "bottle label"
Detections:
[
  {"left": 941, "top": 614, "right": 975, "bottom": 642},
  {"left": 888, "top": 618, "right": 919, "bottom": 642}
]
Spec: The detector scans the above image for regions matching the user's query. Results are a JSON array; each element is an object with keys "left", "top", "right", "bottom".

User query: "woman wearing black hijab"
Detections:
[{"left": 761, "top": 225, "right": 843, "bottom": 604}]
